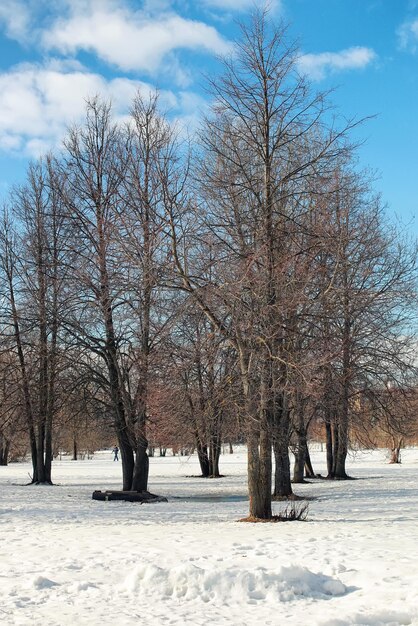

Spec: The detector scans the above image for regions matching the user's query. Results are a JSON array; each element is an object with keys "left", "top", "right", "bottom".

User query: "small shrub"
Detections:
[{"left": 239, "top": 502, "right": 309, "bottom": 523}]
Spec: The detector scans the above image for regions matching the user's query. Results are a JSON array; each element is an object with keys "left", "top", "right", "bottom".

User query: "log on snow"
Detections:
[{"left": 92, "top": 490, "right": 168, "bottom": 503}]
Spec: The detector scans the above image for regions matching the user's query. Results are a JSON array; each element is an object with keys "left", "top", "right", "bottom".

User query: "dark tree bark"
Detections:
[
  {"left": 197, "top": 441, "right": 210, "bottom": 477},
  {"left": 272, "top": 392, "right": 293, "bottom": 498},
  {"left": 292, "top": 394, "right": 308, "bottom": 483},
  {"left": 208, "top": 431, "right": 221, "bottom": 477},
  {"left": 0, "top": 433, "right": 10, "bottom": 466},
  {"left": 325, "top": 407, "right": 334, "bottom": 478},
  {"left": 247, "top": 427, "right": 272, "bottom": 519},
  {"left": 304, "top": 442, "right": 316, "bottom": 478}
]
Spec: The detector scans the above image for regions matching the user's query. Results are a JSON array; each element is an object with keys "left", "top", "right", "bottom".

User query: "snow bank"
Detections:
[
  {"left": 123, "top": 562, "right": 346, "bottom": 604},
  {"left": 321, "top": 610, "right": 413, "bottom": 626}
]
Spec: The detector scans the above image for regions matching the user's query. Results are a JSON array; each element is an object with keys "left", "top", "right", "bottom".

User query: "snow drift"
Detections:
[{"left": 123, "top": 562, "right": 346, "bottom": 604}]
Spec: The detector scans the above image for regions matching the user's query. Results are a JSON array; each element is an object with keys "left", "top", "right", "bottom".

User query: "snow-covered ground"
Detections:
[{"left": 1, "top": 447, "right": 417, "bottom": 626}]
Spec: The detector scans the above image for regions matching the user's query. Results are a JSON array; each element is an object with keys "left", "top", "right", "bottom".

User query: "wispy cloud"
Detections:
[
  {"left": 398, "top": 18, "right": 418, "bottom": 51},
  {"left": 199, "top": 0, "right": 281, "bottom": 11},
  {"left": 0, "top": 0, "right": 31, "bottom": 42},
  {"left": 298, "top": 46, "right": 377, "bottom": 81}
]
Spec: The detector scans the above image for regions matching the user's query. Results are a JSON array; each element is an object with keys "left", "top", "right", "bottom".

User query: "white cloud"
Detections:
[
  {"left": 0, "top": 60, "right": 204, "bottom": 157},
  {"left": 200, "top": 0, "right": 280, "bottom": 10},
  {"left": 0, "top": 133, "right": 22, "bottom": 152},
  {"left": 0, "top": 1, "right": 231, "bottom": 83},
  {"left": 0, "top": 63, "right": 151, "bottom": 156},
  {"left": 42, "top": 0, "right": 231, "bottom": 75},
  {"left": 398, "top": 19, "right": 418, "bottom": 51},
  {"left": 298, "top": 46, "right": 377, "bottom": 81},
  {"left": 0, "top": 0, "right": 31, "bottom": 42}
]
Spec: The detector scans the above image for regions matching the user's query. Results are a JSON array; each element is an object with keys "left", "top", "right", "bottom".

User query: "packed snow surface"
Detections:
[{"left": 1, "top": 446, "right": 418, "bottom": 625}]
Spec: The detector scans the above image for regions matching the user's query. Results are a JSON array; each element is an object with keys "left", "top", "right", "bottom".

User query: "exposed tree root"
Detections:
[
  {"left": 25, "top": 480, "right": 54, "bottom": 486},
  {"left": 185, "top": 474, "right": 226, "bottom": 479},
  {"left": 325, "top": 475, "right": 356, "bottom": 481},
  {"left": 272, "top": 493, "right": 305, "bottom": 501}
]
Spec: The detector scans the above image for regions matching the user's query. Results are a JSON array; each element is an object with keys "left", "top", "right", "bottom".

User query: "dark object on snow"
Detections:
[{"left": 92, "top": 490, "right": 167, "bottom": 503}]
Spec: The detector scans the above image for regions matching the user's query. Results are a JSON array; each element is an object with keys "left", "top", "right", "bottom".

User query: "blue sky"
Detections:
[{"left": 0, "top": 0, "right": 417, "bottom": 231}]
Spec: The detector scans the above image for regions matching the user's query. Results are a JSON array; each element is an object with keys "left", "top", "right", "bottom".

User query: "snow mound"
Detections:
[
  {"left": 321, "top": 610, "right": 412, "bottom": 626},
  {"left": 124, "top": 563, "right": 346, "bottom": 604},
  {"left": 67, "top": 581, "right": 97, "bottom": 593},
  {"left": 32, "top": 576, "right": 59, "bottom": 590}
]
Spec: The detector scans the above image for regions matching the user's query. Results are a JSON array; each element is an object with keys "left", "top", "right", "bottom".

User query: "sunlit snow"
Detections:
[{"left": 1, "top": 447, "right": 417, "bottom": 625}]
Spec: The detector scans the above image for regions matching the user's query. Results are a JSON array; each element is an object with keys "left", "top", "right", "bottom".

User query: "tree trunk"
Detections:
[
  {"left": 208, "top": 431, "right": 221, "bottom": 477},
  {"left": 103, "top": 304, "right": 134, "bottom": 490},
  {"left": 389, "top": 447, "right": 401, "bottom": 464},
  {"left": 131, "top": 412, "right": 149, "bottom": 492},
  {"left": 331, "top": 419, "right": 339, "bottom": 477},
  {"left": 304, "top": 442, "right": 315, "bottom": 478},
  {"left": 44, "top": 161, "right": 60, "bottom": 486},
  {"left": 0, "top": 434, "right": 9, "bottom": 466},
  {"left": 333, "top": 396, "right": 349, "bottom": 478},
  {"left": 242, "top": 352, "right": 272, "bottom": 519},
  {"left": 334, "top": 423, "right": 349, "bottom": 477},
  {"left": 325, "top": 415, "right": 334, "bottom": 478},
  {"left": 44, "top": 420, "right": 53, "bottom": 482},
  {"left": 7, "top": 268, "right": 38, "bottom": 479},
  {"left": 197, "top": 441, "right": 210, "bottom": 477},
  {"left": 273, "top": 437, "right": 292, "bottom": 497},
  {"left": 389, "top": 447, "right": 401, "bottom": 463},
  {"left": 292, "top": 394, "right": 307, "bottom": 483},
  {"left": 131, "top": 446, "right": 149, "bottom": 491},
  {"left": 293, "top": 443, "right": 305, "bottom": 483},
  {"left": 389, "top": 437, "right": 403, "bottom": 464},
  {"left": 333, "top": 238, "right": 351, "bottom": 481},
  {"left": 273, "top": 399, "right": 293, "bottom": 498},
  {"left": 119, "top": 436, "right": 135, "bottom": 491},
  {"left": 247, "top": 428, "right": 272, "bottom": 519}
]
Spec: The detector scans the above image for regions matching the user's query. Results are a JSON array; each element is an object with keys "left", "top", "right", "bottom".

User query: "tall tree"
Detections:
[
  {"left": 0, "top": 159, "right": 65, "bottom": 483},
  {"left": 59, "top": 97, "right": 136, "bottom": 490},
  {"left": 166, "top": 11, "right": 353, "bottom": 517},
  {"left": 116, "top": 92, "right": 176, "bottom": 490}
]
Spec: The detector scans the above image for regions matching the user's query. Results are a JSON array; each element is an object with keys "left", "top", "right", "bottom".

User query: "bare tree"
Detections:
[
  {"left": 165, "top": 10, "right": 354, "bottom": 517},
  {"left": 310, "top": 168, "right": 417, "bottom": 478},
  {"left": 58, "top": 97, "right": 137, "bottom": 489},
  {"left": 0, "top": 158, "right": 65, "bottom": 483},
  {"left": 115, "top": 92, "right": 177, "bottom": 490}
]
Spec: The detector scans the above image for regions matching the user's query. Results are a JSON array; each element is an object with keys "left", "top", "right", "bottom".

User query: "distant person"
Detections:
[{"left": 112, "top": 445, "right": 119, "bottom": 461}]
